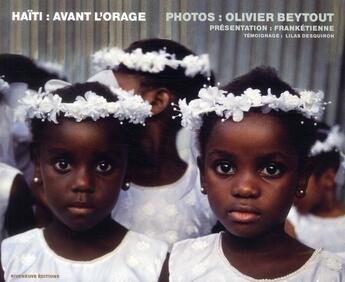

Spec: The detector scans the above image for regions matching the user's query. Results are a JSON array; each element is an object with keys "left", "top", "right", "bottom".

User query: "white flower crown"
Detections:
[
  {"left": 174, "top": 86, "right": 326, "bottom": 131},
  {"left": 310, "top": 125, "right": 345, "bottom": 156},
  {"left": 310, "top": 125, "right": 345, "bottom": 186},
  {"left": 0, "top": 77, "right": 9, "bottom": 93},
  {"left": 92, "top": 47, "right": 211, "bottom": 78},
  {"left": 20, "top": 83, "right": 152, "bottom": 125}
]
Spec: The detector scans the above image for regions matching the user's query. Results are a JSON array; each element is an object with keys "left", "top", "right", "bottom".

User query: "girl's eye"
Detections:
[
  {"left": 215, "top": 162, "right": 235, "bottom": 175},
  {"left": 260, "top": 163, "right": 282, "bottom": 177},
  {"left": 54, "top": 160, "right": 71, "bottom": 172},
  {"left": 96, "top": 161, "right": 113, "bottom": 173}
]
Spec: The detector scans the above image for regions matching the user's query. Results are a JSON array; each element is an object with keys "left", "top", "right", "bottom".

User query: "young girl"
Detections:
[
  {"left": 91, "top": 39, "right": 217, "bottom": 248},
  {"left": 0, "top": 82, "right": 168, "bottom": 282},
  {"left": 288, "top": 123, "right": 345, "bottom": 257},
  {"left": 168, "top": 67, "right": 345, "bottom": 281}
]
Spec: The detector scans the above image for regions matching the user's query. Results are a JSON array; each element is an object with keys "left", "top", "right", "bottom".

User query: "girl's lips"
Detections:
[
  {"left": 228, "top": 210, "right": 260, "bottom": 223},
  {"left": 68, "top": 204, "right": 95, "bottom": 215}
]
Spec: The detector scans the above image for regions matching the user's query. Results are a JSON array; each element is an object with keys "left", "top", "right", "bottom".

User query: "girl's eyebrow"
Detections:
[
  {"left": 46, "top": 147, "right": 70, "bottom": 154},
  {"left": 207, "top": 149, "right": 295, "bottom": 161},
  {"left": 93, "top": 147, "right": 128, "bottom": 156},
  {"left": 257, "top": 151, "right": 297, "bottom": 161},
  {"left": 46, "top": 146, "right": 128, "bottom": 155},
  {"left": 207, "top": 149, "right": 236, "bottom": 158}
]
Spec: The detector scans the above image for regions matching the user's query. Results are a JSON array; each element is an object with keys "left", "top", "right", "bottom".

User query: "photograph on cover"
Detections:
[{"left": 0, "top": 0, "right": 345, "bottom": 281}]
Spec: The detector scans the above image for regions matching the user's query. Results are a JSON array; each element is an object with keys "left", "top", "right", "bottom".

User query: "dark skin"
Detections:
[
  {"left": 197, "top": 112, "right": 314, "bottom": 279},
  {"left": 44, "top": 217, "right": 127, "bottom": 261},
  {"left": 30, "top": 176, "right": 53, "bottom": 227},
  {"left": 114, "top": 72, "right": 187, "bottom": 187},
  {"left": 33, "top": 118, "right": 128, "bottom": 260},
  {"left": 0, "top": 118, "right": 129, "bottom": 280}
]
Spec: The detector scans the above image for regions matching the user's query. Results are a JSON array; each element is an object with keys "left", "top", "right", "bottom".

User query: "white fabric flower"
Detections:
[
  {"left": 277, "top": 91, "right": 301, "bottom": 112},
  {"left": 136, "top": 241, "right": 150, "bottom": 251},
  {"left": 166, "top": 204, "right": 178, "bottom": 217},
  {"left": 126, "top": 254, "right": 140, "bottom": 267},
  {"left": 299, "top": 90, "right": 324, "bottom": 118},
  {"left": 176, "top": 86, "right": 325, "bottom": 131},
  {"left": 142, "top": 203, "right": 155, "bottom": 216},
  {"left": 325, "top": 257, "right": 343, "bottom": 271},
  {"left": 182, "top": 54, "right": 210, "bottom": 77},
  {"left": 310, "top": 125, "right": 345, "bottom": 156},
  {"left": 39, "top": 93, "right": 62, "bottom": 123},
  {"left": 19, "top": 83, "right": 152, "bottom": 125},
  {"left": 92, "top": 47, "right": 210, "bottom": 78},
  {"left": 0, "top": 77, "right": 9, "bottom": 93},
  {"left": 20, "top": 254, "right": 36, "bottom": 266},
  {"left": 243, "top": 88, "right": 263, "bottom": 107},
  {"left": 191, "top": 240, "right": 209, "bottom": 251},
  {"left": 165, "top": 231, "right": 178, "bottom": 243}
]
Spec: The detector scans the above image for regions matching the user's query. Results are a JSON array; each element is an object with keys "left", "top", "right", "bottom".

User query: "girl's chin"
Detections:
[{"left": 226, "top": 226, "right": 268, "bottom": 239}]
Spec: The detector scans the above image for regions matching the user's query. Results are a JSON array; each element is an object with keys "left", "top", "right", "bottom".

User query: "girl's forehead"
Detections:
[
  {"left": 206, "top": 112, "right": 295, "bottom": 154},
  {"left": 42, "top": 118, "right": 127, "bottom": 144}
]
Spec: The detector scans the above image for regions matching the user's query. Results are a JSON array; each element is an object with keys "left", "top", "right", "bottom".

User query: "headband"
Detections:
[
  {"left": 19, "top": 79, "right": 152, "bottom": 125},
  {"left": 0, "top": 77, "right": 9, "bottom": 94},
  {"left": 310, "top": 125, "right": 345, "bottom": 186},
  {"left": 174, "top": 86, "right": 325, "bottom": 131},
  {"left": 310, "top": 125, "right": 345, "bottom": 156},
  {"left": 92, "top": 47, "right": 211, "bottom": 78}
]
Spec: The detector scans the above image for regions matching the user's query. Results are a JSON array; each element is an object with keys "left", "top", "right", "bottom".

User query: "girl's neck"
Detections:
[
  {"left": 44, "top": 217, "right": 127, "bottom": 261},
  {"left": 131, "top": 121, "right": 187, "bottom": 187},
  {"left": 221, "top": 226, "right": 314, "bottom": 279},
  {"left": 222, "top": 226, "right": 291, "bottom": 255}
]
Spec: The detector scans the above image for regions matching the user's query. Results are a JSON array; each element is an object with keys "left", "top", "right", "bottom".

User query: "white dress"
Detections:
[
  {"left": 1, "top": 228, "right": 168, "bottom": 282},
  {"left": 0, "top": 162, "right": 20, "bottom": 241},
  {"left": 288, "top": 206, "right": 345, "bottom": 255},
  {"left": 169, "top": 233, "right": 345, "bottom": 282},
  {"left": 112, "top": 157, "right": 217, "bottom": 249}
]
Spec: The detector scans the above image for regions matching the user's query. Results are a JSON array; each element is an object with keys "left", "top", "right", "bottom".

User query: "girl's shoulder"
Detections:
[
  {"left": 1, "top": 228, "right": 40, "bottom": 248},
  {"left": 170, "top": 232, "right": 220, "bottom": 256},
  {"left": 1, "top": 228, "right": 41, "bottom": 270},
  {"left": 2, "top": 228, "right": 40, "bottom": 247},
  {"left": 315, "top": 250, "right": 345, "bottom": 272},
  {"left": 169, "top": 233, "right": 221, "bottom": 279},
  {"left": 169, "top": 234, "right": 345, "bottom": 282},
  {"left": 1, "top": 229, "right": 169, "bottom": 282}
]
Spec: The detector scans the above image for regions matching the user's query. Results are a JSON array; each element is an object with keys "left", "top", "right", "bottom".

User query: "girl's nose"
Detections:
[
  {"left": 72, "top": 166, "right": 94, "bottom": 193},
  {"left": 231, "top": 172, "right": 260, "bottom": 198}
]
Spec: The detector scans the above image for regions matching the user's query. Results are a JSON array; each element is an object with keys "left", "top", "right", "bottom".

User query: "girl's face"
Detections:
[
  {"left": 34, "top": 118, "right": 128, "bottom": 232},
  {"left": 199, "top": 112, "right": 309, "bottom": 238}
]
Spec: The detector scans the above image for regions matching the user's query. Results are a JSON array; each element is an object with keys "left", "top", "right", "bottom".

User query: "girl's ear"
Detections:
[
  {"left": 122, "top": 170, "right": 131, "bottom": 190},
  {"left": 296, "top": 159, "right": 313, "bottom": 197},
  {"left": 32, "top": 148, "right": 41, "bottom": 182},
  {"left": 197, "top": 156, "right": 207, "bottom": 194},
  {"left": 144, "top": 88, "right": 173, "bottom": 115},
  {"left": 30, "top": 150, "right": 49, "bottom": 210}
]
